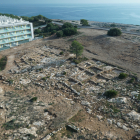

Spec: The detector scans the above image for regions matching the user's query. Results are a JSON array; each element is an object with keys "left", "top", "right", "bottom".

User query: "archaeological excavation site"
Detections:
[{"left": 0, "top": 28, "right": 140, "bottom": 140}]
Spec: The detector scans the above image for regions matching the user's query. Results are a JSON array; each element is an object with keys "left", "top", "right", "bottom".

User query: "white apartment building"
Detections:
[{"left": 0, "top": 15, "right": 34, "bottom": 50}]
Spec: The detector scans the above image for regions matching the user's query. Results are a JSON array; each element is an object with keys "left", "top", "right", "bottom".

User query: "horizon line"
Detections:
[{"left": 1, "top": 3, "right": 140, "bottom": 4}]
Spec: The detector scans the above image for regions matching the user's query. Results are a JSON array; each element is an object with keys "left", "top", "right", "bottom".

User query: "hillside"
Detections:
[{"left": 0, "top": 28, "right": 140, "bottom": 140}]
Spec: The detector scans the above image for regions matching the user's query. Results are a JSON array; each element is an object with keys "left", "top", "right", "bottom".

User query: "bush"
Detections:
[
  {"left": 59, "top": 51, "right": 64, "bottom": 55},
  {"left": 41, "top": 77, "right": 46, "bottom": 81},
  {"left": 63, "top": 71, "right": 66, "bottom": 75},
  {"left": 70, "top": 57, "right": 88, "bottom": 64},
  {"left": 80, "top": 19, "right": 89, "bottom": 26},
  {"left": 56, "top": 31, "right": 63, "bottom": 37},
  {"left": 63, "top": 28, "right": 77, "bottom": 36},
  {"left": 0, "top": 56, "right": 7, "bottom": 71},
  {"left": 104, "top": 90, "right": 118, "bottom": 98},
  {"left": 30, "top": 97, "right": 38, "bottom": 102},
  {"left": 7, "top": 79, "right": 13, "bottom": 85},
  {"left": 118, "top": 73, "right": 128, "bottom": 79},
  {"left": 107, "top": 28, "right": 122, "bottom": 36},
  {"left": 128, "top": 77, "right": 135, "bottom": 83},
  {"left": 2, "top": 119, "right": 23, "bottom": 130}
]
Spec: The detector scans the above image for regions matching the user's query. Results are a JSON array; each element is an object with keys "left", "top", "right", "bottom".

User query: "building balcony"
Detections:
[
  {"left": 0, "top": 36, "right": 31, "bottom": 45},
  {"left": 0, "top": 26, "right": 31, "bottom": 34},
  {"left": 0, "top": 31, "right": 31, "bottom": 39}
]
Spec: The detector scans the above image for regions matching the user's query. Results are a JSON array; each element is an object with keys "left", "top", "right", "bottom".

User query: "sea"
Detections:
[{"left": 1, "top": 4, "right": 140, "bottom": 25}]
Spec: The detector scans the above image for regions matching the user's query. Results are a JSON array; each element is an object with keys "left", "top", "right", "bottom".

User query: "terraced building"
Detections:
[{"left": 0, "top": 15, "right": 34, "bottom": 51}]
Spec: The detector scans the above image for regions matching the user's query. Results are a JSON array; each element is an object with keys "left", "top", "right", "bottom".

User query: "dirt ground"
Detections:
[
  {"left": 0, "top": 29, "right": 140, "bottom": 139},
  {"left": 1, "top": 28, "right": 140, "bottom": 79},
  {"left": 46, "top": 28, "right": 140, "bottom": 79}
]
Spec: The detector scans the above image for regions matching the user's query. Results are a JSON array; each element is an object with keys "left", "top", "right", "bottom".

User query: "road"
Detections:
[{"left": 33, "top": 24, "right": 47, "bottom": 30}]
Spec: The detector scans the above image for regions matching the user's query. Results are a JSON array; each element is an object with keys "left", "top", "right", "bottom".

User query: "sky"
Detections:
[{"left": 1, "top": 0, "right": 140, "bottom": 4}]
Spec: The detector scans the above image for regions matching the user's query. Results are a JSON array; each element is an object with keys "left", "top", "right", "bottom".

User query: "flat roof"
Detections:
[{"left": 0, "top": 15, "right": 30, "bottom": 28}]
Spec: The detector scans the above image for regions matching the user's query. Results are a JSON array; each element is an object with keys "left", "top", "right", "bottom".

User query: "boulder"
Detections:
[
  {"left": 107, "top": 119, "right": 112, "bottom": 125},
  {"left": 81, "top": 101, "right": 90, "bottom": 106},
  {"left": 127, "top": 110, "right": 140, "bottom": 121},
  {"left": 122, "top": 125, "right": 129, "bottom": 131},
  {"left": 0, "top": 87, "right": 3, "bottom": 94},
  {"left": 108, "top": 97, "right": 127, "bottom": 104},
  {"left": 66, "top": 125, "right": 79, "bottom": 132},
  {"left": 33, "top": 121, "right": 44, "bottom": 126},
  {"left": 19, "top": 78, "right": 31, "bottom": 85},
  {"left": 96, "top": 115, "right": 103, "bottom": 121},
  {"left": 18, "top": 127, "right": 37, "bottom": 137},
  {"left": 42, "top": 135, "right": 51, "bottom": 140},
  {"left": 131, "top": 91, "right": 139, "bottom": 95},
  {"left": 117, "top": 122, "right": 122, "bottom": 128},
  {"left": 87, "top": 108, "right": 92, "bottom": 114},
  {"left": 136, "top": 129, "right": 140, "bottom": 134}
]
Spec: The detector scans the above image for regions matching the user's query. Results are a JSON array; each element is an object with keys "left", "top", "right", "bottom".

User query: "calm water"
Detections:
[{"left": 1, "top": 4, "right": 140, "bottom": 25}]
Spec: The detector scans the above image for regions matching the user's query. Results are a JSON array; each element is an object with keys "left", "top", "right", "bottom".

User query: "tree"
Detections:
[
  {"left": 29, "top": 17, "right": 34, "bottom": 22},
  {"left": 63, "top": 28, "right": 77, "bottom": 36},
  {"left": 34, "top": 29, "right": 41, "bottom": 34},
  {"left": 45, "top": 19, "right": 52, "bottom": 23},
  {"left": 80, "top": 19, "right": 89, "bottom": 26},
  {"left": 69, "top": 40, "right": 84, "bottom": 59},
  {"left": 110, "top": 23, "right": 116, "bottom": 27},
  {"left": 34, "top": 17, "right": 39, "bottom": 22},
  {"left": 62, "top": 22, "right": 73, "bottom": 29},
  {"left": 56, "top": 31, "right": 63, "bottom": 37},
  {"left": 107, "top": 28, "right": 122, "bottom": 36},
  {"left": 37, "top": 15, "right": 43, "bottom": 20},
  {"left": 51, "top": 30, "right": 57, "bottom": 35}
]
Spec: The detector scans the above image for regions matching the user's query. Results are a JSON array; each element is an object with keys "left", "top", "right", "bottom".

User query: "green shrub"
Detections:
[
  {"left": 2, "top": 119, "right": 23, "bottom": 130},
  {"left": 63, "top": 71, "right": 66, "bottom": 75},
  {"left": 107, "top": 28, "right": 122, "bottom": 36},
  {"left": 41, "top": 77, "right": 46, "bottom": 81},
  {"left": 118, "top": 73, "right": 128, "bottom": 79},
  {"left": 44, "top": 109, "right": 48, "bottom": 112},
  {"left": 128, "top": 78, "right": 135, "bottom": 83},
  {"left": 71, "top": 57, "right": 88, "bottom": 64},
  {"left": 59, "top": 51, "right": 64, "bottom": 55},
  {"left": 0, "top": 56, "right": 7, "bottom": 71},
  {"left": 56, "top": 31, "right": 63, "bottom": 37},
  {"left": 63, "top": 28, "right": 77, "bottom": 36},
  {"left": 30, "top": 97, "right": 37, "bottom": 102},
  {"left": 104, "top": 90, "right": 118, "bottom": 98},
  {"left": 80, "top": 19, "right": 89, "bottom": 26},
  {"left": 7, "top": 79, "right": 13, "bottom": 85}
]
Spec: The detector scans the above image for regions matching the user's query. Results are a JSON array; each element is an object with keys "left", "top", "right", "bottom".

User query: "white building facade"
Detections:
[{"left": 0, "top": 16, "right": 34, "bottom": 50}]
